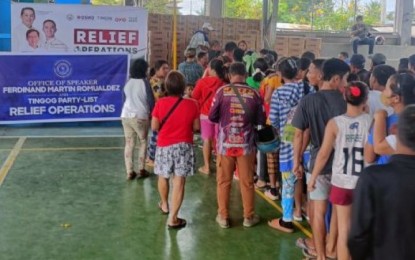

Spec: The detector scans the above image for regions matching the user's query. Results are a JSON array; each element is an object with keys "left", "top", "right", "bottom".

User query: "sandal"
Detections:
[
  {"left": 168, "top": 218, "right": 187, "bottom": 229},
  {"left": 254, "top": 180, "right": 267, "bottom": 189},
  {"left": 295, "top": 237, "right": 315, "bottom": 251},
  {"left": 138, "top": 169, "right": 150, "bottom": 179},
  {"left": 302, "top": 248, "right": 336, "bottom": 260},
  {"left": 268, "top": 218, "right": 294, "bottom": 233},
  {"left": 158, "top": 202, "right": 169, "bottom": 215},
  {"left": 127, "top": 172, "right": 137, "bottom": 180},
  {"left": 198, "top": 166, "right": 210, "bottom": 175}
]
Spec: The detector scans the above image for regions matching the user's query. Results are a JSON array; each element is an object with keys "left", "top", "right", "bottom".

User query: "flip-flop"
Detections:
[
  {"left": 127, "top": 172, "right": 137, "bottom": 180},
  {"left": 295, "top": 237, "right": 315, "bottom": 251},
  {"left": 138, "top": 170, "right": 150, "bottom": 179},
  {"left": 168, "top": 218, "right": 187, "bottom": 229},
  {"left": 198, "top": 167, "right": 210, "bottom": 175},
  {"left": 302, "top": 248, "right": 317, "bottom": 258},
  {"left": 268, "top": 218, "right": 294, "bottom": 233},
  {"left": 254, "top": 181, "right": 267, "bottom": 189},
  {"left": 158, "top": 202, "right": 169, "bottom": 215},
  {"left": 302, "top": 248, "right": 336, "bottom": 260}
]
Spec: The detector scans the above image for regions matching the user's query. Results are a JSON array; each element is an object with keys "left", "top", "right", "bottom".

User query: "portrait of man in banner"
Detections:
[
  {"left": 21, "top": 29, "right": 45, "bottom": 52},
  {"left": 42, "top": 19, "right": 69, "bottom": 52},
  {"left": 12, "top": 7, "right": 44, "bottom": 52}
]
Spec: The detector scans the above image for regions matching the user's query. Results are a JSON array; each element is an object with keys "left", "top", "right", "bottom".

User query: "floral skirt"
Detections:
[{"left": 154, "top": 142, "right": 195, "bottom": 178}]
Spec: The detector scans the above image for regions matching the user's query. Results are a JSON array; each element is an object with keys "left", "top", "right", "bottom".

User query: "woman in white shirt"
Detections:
[{"left": 121, "top": 59, "right": 155, "bottom": 180}]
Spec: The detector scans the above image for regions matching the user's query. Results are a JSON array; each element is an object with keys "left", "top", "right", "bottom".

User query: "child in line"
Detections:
[{"left": 308, "top": 82, "right": 372, "bottom": 260}]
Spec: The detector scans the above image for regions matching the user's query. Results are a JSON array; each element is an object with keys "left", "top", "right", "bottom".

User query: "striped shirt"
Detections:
[{"left": 270, "top": 82, "right": 314, "bottom": 172}]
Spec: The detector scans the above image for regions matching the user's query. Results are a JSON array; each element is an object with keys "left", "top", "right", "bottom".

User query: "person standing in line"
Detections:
[
  {"left": 365, "top": 73, "right": 413, "bottom": 165},
  {"left": 222, "top": 41, "right": 238, "bottom": 63},
  {"left": 293, "top": 59, "right": 325, "bottom": 251},
  {"left": 209, "top": 62, "right": 266, "bottom": 229},
  {"left": 256, "top": 62, "right": 282, "bottom": 198},
  {"left": 197, "top": 51, "right": 209, "bottom": 71},
  {"left": 349, "top": 54, "right": 370, "bottom": 86},
  {"left": 268, "top": 58, "right": 315, "bottom": 233},
  {"left": 178, "top": 48, "right": 204, "bottom": 86},
  {"left": 338, "top": 52, "right": 350, "bottom": 65},
  {"left": 348, "top": 104, "right": 415, "bottom": 260},
  {"left": 192, "top": 58, "right": 227, "bottom": 175},
  {"left": 246, "top": 58, "right": 268, "bottom": 91},
  {"left": 152, "top": 71, "right": 200, "bottom": 229},
  {"left": 292, "top": 58, "right": 349, "bottom": 260},
  {"left": 121, "top": 59, "right": 154, "bottom": 180},
  {"left": 367, "top": 64, "right": 395, "bottom": 117},
  {"left": 308, "top": 82, "right": 372, "bottom": 260},
  {"left": 147, "top": 60, "right": 170, "bottom": 167}
]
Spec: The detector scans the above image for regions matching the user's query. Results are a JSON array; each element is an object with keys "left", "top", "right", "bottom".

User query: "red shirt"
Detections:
[
  {"left": 192, "top": 76, "right": 226, "bottom": 115},
  {"left": 152, "top": 96, "right": 200, "bottom": 147}
]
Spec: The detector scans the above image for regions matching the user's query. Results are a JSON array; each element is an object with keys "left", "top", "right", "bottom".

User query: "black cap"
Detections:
[{"left": 369, "top": 53, "right": 386, "bottom": 66}]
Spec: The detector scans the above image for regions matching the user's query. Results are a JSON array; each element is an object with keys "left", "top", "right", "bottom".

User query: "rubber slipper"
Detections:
[
  {"left": 127, "top": 172, "right": 137, "bottom": 180},
  {"left": 198, "top": 166, "right": 210, "bottom": 175},
  {"left": 158, "top": 202, "right": 169, "bottom": 215},
  {"left": 168, "top": 218, "right": 187, "bottom": 229},
  {"left": 138, "top": 169, "right": 150, "bottom": 179},
  {"left": 296, "top": 237, "right": 315, "bottom": 251},
  {"left": 268, "top": 218, "right": 294, "bottom": 233},
  {"left": 254, "top": 182, "right": 267, "bottom": 189},
  {"left": 302, "top": 248, "right": 317, "bottom": 258}
]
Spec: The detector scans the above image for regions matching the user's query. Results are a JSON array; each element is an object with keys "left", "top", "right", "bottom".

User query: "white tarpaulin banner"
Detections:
[{"left": 11, "top": 3, "right": 147, "bottom": 58}]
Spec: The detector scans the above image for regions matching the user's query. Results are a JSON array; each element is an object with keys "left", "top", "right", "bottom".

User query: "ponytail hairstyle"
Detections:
[
  {"left": 209, "top": 58, "right": 227, "bottom": 82},
  {"left": 277, "top": 57, "right": 298, "bottom": 80},
  {"left": 344, "top": 81, "right": 369, "bottom": 106},
  {"left": 252, "top": 58, "right": 269, "bottom": 82}
]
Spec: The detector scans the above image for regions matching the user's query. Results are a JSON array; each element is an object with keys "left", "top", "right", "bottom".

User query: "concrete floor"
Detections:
[{"left": 0, "top": 124, "right": 310, "bottom": 260}]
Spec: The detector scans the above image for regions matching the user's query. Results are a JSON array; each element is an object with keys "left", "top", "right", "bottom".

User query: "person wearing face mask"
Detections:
[{"left": 364, "top": 73, "right": 415, "bottom": 165}]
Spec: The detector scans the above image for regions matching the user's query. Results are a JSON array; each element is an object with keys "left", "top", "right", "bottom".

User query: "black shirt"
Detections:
[{"left": 348, "top": 154, "right": 415, "bottom": 260}]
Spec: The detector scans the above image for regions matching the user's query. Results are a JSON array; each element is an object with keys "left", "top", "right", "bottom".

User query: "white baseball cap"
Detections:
[{"left": 202, "top": 22, "right": 214, "bottom": 31}]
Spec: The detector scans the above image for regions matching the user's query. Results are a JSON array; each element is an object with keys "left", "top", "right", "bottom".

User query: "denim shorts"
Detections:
[{"left": 306, "top": 172, "right": 331, "bottom": 201}]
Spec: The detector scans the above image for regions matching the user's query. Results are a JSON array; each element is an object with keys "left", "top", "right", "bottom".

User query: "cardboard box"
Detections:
[
  {"left": 288, "top": 47, "right": 304, "bottom": 57},
  {"left": 288, "top": 37, "right": 306, "bottom": 49},
  {"left": 274, "top": 45, "right": 289, "bottom": 57},
  {"left": 275, "top": 36, "right": 289, "bottom": 46}
]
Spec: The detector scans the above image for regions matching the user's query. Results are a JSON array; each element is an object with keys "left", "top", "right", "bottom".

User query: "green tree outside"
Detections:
[{"left": 90, "top": 0, "right": 382, "bottom": 31}]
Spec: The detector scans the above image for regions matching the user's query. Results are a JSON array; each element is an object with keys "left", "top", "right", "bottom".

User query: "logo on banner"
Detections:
[
  {"left": 54, "top": 60, "right": 72, "bottom": 78},
  {"left": 66, "top": 14, "right": 74, "bottom": 21}
]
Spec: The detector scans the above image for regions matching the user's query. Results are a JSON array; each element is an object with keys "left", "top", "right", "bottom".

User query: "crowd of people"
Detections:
[{"left": 120, "top": 36, "right": 415, "bottom": 259}]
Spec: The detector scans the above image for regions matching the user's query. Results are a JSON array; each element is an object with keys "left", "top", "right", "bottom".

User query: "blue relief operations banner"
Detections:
[{"left": 0, "top": 54, "right": 129, "bottom": 124}]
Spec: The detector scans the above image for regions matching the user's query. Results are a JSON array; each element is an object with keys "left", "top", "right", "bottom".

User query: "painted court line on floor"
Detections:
[
  {"left": 0, "top": 137, "right": 26, "bottom": 187},
  {"left": 256, "top": 189, "right": 312, "bottom": 238}
]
